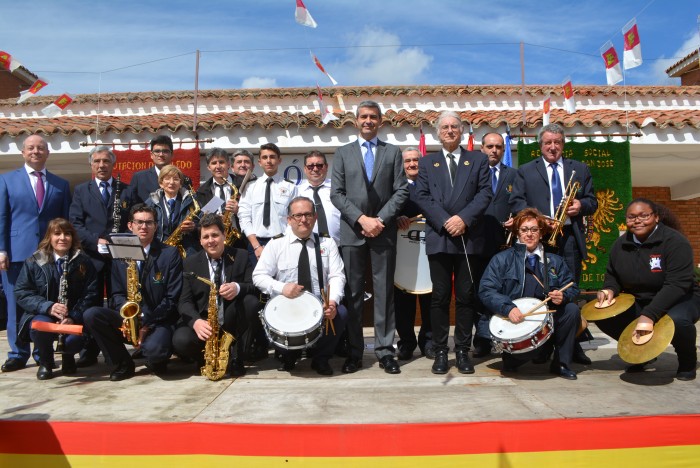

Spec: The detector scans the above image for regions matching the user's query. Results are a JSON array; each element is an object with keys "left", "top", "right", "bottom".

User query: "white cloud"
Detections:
[
  {"left": 241, "top": 77, "right": 279, "bottom": 89},
  {"left": 649, "top": 32, "right": 699, "bottom": 85},
  {"left": 336, "top": 27, "right": 433, "bottom": 85}
]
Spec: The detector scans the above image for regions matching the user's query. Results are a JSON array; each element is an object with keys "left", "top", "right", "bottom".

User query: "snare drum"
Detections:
[
  {"left": 394, "top": 219, "right": 432, "bottom": 294},
  {"left": 260, "top": 292, "right": 324, "bottom": 350},
  {"left": 488, "top": 297, "right": 554, "bottom": 354}
]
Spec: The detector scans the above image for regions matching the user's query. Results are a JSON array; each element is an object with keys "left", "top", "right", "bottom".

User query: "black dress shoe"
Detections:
[
  {"left": 227, "top": 359, "right": 246, "bottom": 378},
  {"left": 1, "top": 358, "right": 26, "bottom": 372},
  {"left": 397, "top": 346, "right": 415, "bottom": 361},
  {"left": 277, "top": 356, "right": 296, "bottom": 372},
  {"left": 550, "top": 363, "right": 577, "bottom": 380},
  {"left": 37, "top": 365, "right": 53, "bottom": 380},
  {"left": 76, "top": 354, "right": 98, "bottom": 368},
  {"left": 456, "top": 350, "right": 475, "bottom": 374},
  {"left": 379, "top": 355, "right": 401, "bottom": 374},
  {"left": 311, "top": 359, "right": 333, "bottom": 376},
  {"left": 110, "top": 359, "right": 135, "bottom": 381},
  {"left": 341, "top": 358, "right": 362, "bottom": 374},
  {"left": 431, "top": 350, "right": 449, "bottom": 374},
  {"left": 62, "top": 355, "right": 77, "bottom": 375},
  {"left": 625, "top": 357, "right": 657, "bottom": 373},
  {"left": 146, "top": 360, "right": 168, "bottom": 376},
  {"left": 572, "top": 346, "right": 592, "bottom": 365},
  {"left": 676, "top": 369, "right": 697, "bottom": 381},
  {"left": 424, "top": 347, "right": 436, "bottom": 360},
  {"left": 472, "top": 345, "right": 491, "bottom": 359}
]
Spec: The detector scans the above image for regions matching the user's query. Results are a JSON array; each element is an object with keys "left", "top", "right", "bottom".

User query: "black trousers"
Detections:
[
  {"left": 595, "top": 296, "right": 699, "bottom": 372},
  {"left": 428, "top": 252, "right": 483, "bottom": 352},
  {"left": 394, "top": 287, "right": 432, "bottom": 353}
]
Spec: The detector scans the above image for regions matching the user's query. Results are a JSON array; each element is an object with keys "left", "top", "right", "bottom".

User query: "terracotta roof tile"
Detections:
[
  {"left": 1, "top": 108, "right": 697, "bottom": 138},
  {"left": 666, "top": 49, "right": 699, "bottom": 75}
]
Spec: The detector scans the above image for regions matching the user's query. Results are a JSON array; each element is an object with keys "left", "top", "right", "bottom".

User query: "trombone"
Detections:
[{"left": 547, "top": 171, "right": 580, "bottom": 247}]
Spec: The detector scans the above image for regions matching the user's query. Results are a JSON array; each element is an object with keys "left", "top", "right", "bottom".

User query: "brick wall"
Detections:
[{"left": 632, "top": 186, "right": 700, "bottom": 266}]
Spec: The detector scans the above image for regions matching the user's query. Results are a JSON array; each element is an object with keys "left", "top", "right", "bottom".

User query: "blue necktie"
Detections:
[
  {"left": 550, "top": 163, "right": 563, "bottom": 216},
  {"left": 167, "top": 199, "right": 177, "bottom": 226},
  {"left": 56, "top": 258, "right": 65, "bottom": 276},
  {"left": 491, "top": 166, "right": 498, "bottom": 194},
  {"left": 100, "top": 181, "right": 110, "bottom": 207},
  {"left": 363, "top": 141, "right": 375, "bottom": 179},
  {"left": 527, "top": 253, "right": 538, "bottom": 271}
]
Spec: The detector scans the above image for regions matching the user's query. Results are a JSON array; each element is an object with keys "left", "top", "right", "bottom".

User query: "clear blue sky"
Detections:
[{"left": 2, "top": 0, "right": 698, "bottom": 96}]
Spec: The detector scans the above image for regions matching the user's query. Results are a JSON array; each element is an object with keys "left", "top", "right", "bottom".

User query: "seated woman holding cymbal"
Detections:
[{"left": 596, "top": 198, "right": 699, "bottom": 381}]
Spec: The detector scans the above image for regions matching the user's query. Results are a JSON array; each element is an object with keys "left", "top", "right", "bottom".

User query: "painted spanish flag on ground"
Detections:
[{"left": 1, "top": 415, "right": 699, "bottom": 467}]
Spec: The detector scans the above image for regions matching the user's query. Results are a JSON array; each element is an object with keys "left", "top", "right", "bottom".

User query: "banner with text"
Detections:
[
  {"left": 516, "top": 140, "right": 632, "bottom": 290},
  {"left": 113, "top": 148, "right": 201, "bottom": 190}
]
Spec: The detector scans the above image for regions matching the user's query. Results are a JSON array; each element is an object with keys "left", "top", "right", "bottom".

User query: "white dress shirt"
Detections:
[
  {"left": 295, "top": 179, "right": 341, "bottom": 244},
  {"left": 252, "top": 231, "right": 345, "bottom": 304},
  {"left": 238, "top": 173, "right": 297, "bottom": 238}
]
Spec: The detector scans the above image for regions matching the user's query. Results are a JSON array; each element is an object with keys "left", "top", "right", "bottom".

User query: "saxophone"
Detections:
[
  {"left": 222, "top": 180, "right": 242, "bottom": 247},
  {"left": 111, "top": 173, "right": 122, "bottom": 234},
  {"left": 55, "top": 254, "right": 69, "bottom": 353},
  {"left": 186, "top": 272, "right": 235, "bottom": 381},
  {"left": 119, "top": 259, "right": 142, "bottom": 347},
  {"left": 164, "top": 184, "right": 201, "bottom": 259}
]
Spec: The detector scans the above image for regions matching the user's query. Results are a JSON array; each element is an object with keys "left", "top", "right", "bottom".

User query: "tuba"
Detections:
[
  {"left": 222, "top": 180, "right": 242, "bottom": 247},
  {"left": 119, "top": 259, "right": 142, "bottom": 347},
  {"left": 164, "top": 184, "right": 201, "bottom": 259},
  {"left": 547, "top": 171, "right": 581, "bottom": 247},
  {"left": 186, "top": 272, "right": 235, "bottom": 381}
]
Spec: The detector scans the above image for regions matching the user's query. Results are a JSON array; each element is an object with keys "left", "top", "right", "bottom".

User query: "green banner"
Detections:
[{"left": 516, "top": 140, "right": 632, "bottom": 290}]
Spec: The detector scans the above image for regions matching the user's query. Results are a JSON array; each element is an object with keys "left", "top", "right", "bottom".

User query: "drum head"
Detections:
[
  {"left": 394, "top": 220, "right": 432, "bottom": 294},
  {"left": 489, "top": 297, "right": 548, "bottom": 340},
  {"left": 263, "top": 292, "right": 323, "bottom": 333}
]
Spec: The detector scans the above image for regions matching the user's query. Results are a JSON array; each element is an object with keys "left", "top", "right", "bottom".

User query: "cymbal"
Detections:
[
  {"left": 617, "top": 315, "right": 675, "bottom": 364},
  {"left": 582, "top": 293, "right": 635, "bottom": 321}
]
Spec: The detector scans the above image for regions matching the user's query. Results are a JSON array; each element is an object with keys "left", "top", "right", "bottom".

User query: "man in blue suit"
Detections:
[
  {"left": 128, "top": 135, "right": 174, "bottom": 204},
  {"left": 415, "top": 112, "right": 492, "bottom": 375},
  {"left": 0, "top": 134, "right": 71, "bottom": 372}
]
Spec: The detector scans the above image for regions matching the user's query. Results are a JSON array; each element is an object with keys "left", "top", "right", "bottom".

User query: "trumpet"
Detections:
[{"left": 547, "top": 171, "right": 581, "bottom": 247}]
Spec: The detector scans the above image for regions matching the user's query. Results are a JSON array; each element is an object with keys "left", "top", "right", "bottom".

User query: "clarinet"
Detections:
[
  {"left": 55, "top": 254, "right": 70, "bottom": 353},
  {"left": 111, "top": 173, "right": 122, "bottom": 234}
]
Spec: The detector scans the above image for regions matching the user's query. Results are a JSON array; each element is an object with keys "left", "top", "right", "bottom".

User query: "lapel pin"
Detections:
[
  {"left": 464, "top": 161, "right": 470, "bottom": 166},
  {"left": 434, "top": 162, "right": 440, "bottom": 167}
]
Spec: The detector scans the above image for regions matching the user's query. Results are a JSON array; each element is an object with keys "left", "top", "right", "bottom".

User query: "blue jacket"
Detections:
[{"left": 479, "top": 242, "right": 578, "bottom": 317}]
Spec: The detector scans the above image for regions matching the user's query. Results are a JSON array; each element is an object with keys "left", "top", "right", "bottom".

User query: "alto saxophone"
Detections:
[
  {"left": 119, "top": 259, "right": 142, "bottom": 347},
  {"left": 186, "top": 272, "right": 234, "bottom": 381},
  {"left": 164, "top": 184, "right": 201, "bottom": 259},
  {"left": 111, "top": 173, "right": 122, "bottom": 234},
  {"left": 222, "top": 180, "right": 242, "bottom": 247},
  {"left": 55, "top": 255, "right": 69, "bottom": 353},
  {"left": 548, "top": 171, "right": 581, "bottom": 247}
]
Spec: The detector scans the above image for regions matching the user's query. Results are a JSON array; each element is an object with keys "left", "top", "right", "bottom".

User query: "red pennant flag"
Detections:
[
  {"left": 310, "top": 51, "right": 338, "bottom": 85},
  {"left": 467, "top": 123, "right": 474, "bottom": 151},
  {"left": 17, "top": 77, "right": 49, "bottom": 103},
  {"left": 294, "top": 0, "right": 317, "bottom": 28},
  {"left": 41, "top": 93, "right": 73, "bottom": 118},
  {"left": 562, "top": 78, "right": 575, "bottom": 114},
  {"left": 316, "top": 84, "right": 338, "bottom": 125},
  {"left": 542, "top": 93, "right": 551, "bottom": 126},
  {"left": 0, "top": 50, "right": 22, "bottom": 72},
  {"left": 622, "top": 18, "right": 642, "bottom": 69},
  {"left": 418, "top": 128, "right": 427, "bottom": 156},
  {"left": 600, "top": 41, "right": 623, "bottom": 85}
]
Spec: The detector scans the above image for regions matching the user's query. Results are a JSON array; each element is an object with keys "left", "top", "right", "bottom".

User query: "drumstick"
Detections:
[
  {"left": 521, "top": 281, "right": 575, "bottom": 317},
  {"left": 320, "top": 286, "right": 336, "bottom": 336}
]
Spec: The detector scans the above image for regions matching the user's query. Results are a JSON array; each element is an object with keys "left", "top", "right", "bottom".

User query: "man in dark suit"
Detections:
[
  {"left": 69, "top": 146, "right": 131, "bottom": 366},
  {"left": 415, "top": 111, "right": 492, "bottom": 375},
  {"left": 509, "top": 123, "right": 598, "bottom": 364},
  {"left": 0, "top": 134, "right": 71, "bottom": 372},
  {"left": 128, "top": 135, "right": 174, "bottom": 204},
  {"left": 231, "top": 149, "right": 256, "bottom": 190},
  {"left": 83, "top": 204, "right": 183, "bottom": 381},
  {"left": 173, "top": 213, "right": 259, "bottom": 377},
  {"left": 330, "top": 100, "right": 408, "bottom": 374},
  {"left": 471, "top": 132, "right": 517, "bottom": 357}
]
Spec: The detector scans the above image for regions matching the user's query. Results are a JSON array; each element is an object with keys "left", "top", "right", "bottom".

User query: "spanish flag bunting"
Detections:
[
  {"left": 418, "top": 127, "right": 427, "bottom": 156},
  {"left": 467, "top": 123, "right": 474, "bottom": 151},
  {"left": 41, "top": 93, "right": 73, "bottom": 118},
  {"left": 600, "top": 41, "right": 623, "bottom": 85},
  {"left": 542, "top": 92, "right": 551, "bottom": 126},
  {"left": 562, "top": 78, "right": 576, "bottom": 114},
  {"left": 17, "top": 77, "right": 49, "bottom": 103},
  {"left": 310, "top": 51, "right": 338, "bottom": 86},
  {"left": 294, "top": 0, "right": 317, "bottom": 28},
  {"left": 0, "top": 50, "right": 22, "bottom": 72},
  {"left": 622, "top": 18, "right": 642, "bottom": 70}
]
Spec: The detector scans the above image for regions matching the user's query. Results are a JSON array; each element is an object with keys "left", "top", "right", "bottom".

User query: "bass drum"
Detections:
[
  {"left": 488, "top": 297, "right": 554, "bottom": 354},
  {"left": 394, "top": 219, "right": 432, "bottom": 294},
  {"left": 260, "top": 292, "right": 324, "bottom": 350}
]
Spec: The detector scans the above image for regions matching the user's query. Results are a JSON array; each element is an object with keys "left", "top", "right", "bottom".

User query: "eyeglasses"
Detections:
[
  {"left": 626, "top": 212, "right": 654, "bottom": 221},
  {"left": 305, "top": 163, "right": 325, "bottom": 171},
  {"left": 132, "top": 220, "right": 155, "bottom": 227},
  {"left": 152, "top": 149, "right": 172, "bottom": 155},
  {"left": 289, "top": 212, "right": 315, "bottom": 221},
  {"left": 518, "top": 227, "right": 540, "bottom": 234}
]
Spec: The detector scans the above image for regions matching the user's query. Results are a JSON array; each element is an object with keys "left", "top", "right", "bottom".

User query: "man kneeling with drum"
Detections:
[
  {"left": 479, "top": 208, "right": 581, "bottom": 380},
  {"left": 253, "top": 196, "right": 347, "bottom": 376}
]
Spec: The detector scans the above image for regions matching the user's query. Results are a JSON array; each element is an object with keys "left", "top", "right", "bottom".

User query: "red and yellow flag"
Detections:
[
  {"left": 561, "top": 78, "right": 575, "bottom": 114},
  {"left": 41, "top": 93, "right": 74, "bottom": 118},
  {"left": 622, "top": 18, "right": 642, "bottom": 69},
  {"left": 600, "top": 41, "right": 623, "bottom": 85},
  {"left": 17, "top": 78, "right": 49, "bottom": 103}
]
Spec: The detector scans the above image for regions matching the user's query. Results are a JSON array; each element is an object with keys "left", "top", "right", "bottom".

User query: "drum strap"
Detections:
[{"left": 313, "top": 233, "right": 324, "bottom": 294}]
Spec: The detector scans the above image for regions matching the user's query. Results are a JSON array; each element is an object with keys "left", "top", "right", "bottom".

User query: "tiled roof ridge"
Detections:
[
  {"left": 2, "top": 84, "right": 699, "bottom": 107},
  {"left": 665, "top": 48, "right": 699, "bottom": 74}
]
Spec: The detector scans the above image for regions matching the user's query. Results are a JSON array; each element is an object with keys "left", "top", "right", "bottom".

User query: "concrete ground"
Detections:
[{"left": 0, "top": 323, "right": 698, "bottom": 424}]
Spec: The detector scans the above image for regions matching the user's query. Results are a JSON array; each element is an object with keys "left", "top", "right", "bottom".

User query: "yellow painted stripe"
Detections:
[{"left": 3, "top": 445, "right": 700, "bottom": 467}]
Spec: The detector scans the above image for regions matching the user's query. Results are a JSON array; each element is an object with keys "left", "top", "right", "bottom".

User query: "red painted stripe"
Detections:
[{"left": 1, "top": 415, "right": 699, "bottom": 457}]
